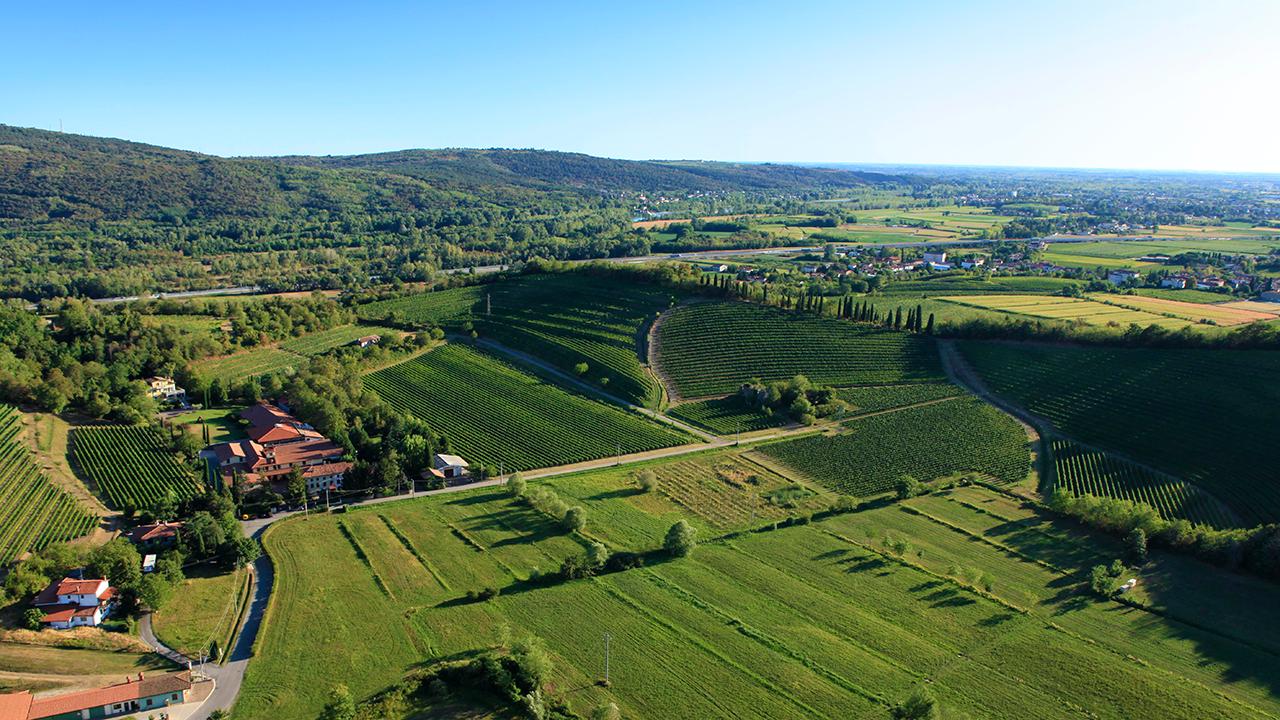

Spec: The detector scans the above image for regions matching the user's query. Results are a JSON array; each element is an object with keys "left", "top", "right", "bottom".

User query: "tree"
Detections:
[
  {"left": 182, "top": 511, "right": 227, "bottom": 559},
  {"left": 1126, "top": 527, "right": 1149, "bottom": 565},
  {"left": 87, "top": 539, "right": 142, "bottom": 594},
  {"left": 1089, "top": 563, "right": 1119, "bottom": 597},
  {"left": 890, "top": 688, "right": 939, "bottom": 719},
  {"left": 636, "top": 469, "right": 658, "bottom": 493},
  {"left": 895, "top": 475, "right": 923, "bottom": 500},
  {"left": 319, "top": 684, "right": 356, "bottom": 720},
  {"left": 586, "top": 541, "right": 610, "bottom": 570},
  {"left": 287, "top": 467, "right": 307, "bottom": 506},
  {"left": 574, "top": 362, "right": 589, "bottom": 376},
  {"left": 562, "top": 506, "right": 586, "bottom": 533},
  {"left": 506, "top": 472, "right": 527, "bottom": 498},
  {"left": 23, "top": 608, "right": 44, "bottom": 631},
  {"left": 664, "top": 520, "right": 697, "bottom": 557}
]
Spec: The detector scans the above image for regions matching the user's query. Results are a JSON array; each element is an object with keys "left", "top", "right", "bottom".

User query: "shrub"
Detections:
[
  {"left": 506, "top": 472, "right": 526, "bottom": 498},
  {"left": 664, "top": 520, "right": 698, "bottom": 557},
  {"left": 636, "top": 470, "right": 658, "bottom": 493},
  {"left": 562, "top": 506, "right": 586, "bottom": 533}
]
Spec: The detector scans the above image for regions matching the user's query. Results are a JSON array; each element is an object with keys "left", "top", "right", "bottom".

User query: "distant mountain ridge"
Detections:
[{"left": 0, "top": 125, "right": 895, "bottom": 223}]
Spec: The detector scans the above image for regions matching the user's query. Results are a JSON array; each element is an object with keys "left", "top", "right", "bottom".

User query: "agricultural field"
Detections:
[
  {"left": 234, "top": 461, "right": 1280, "bottom": 720},
  {"left": 667, "top": 396, "right": 788, "bottom": 435},
  {"left": 366, "top": 344, "right": 691, "bottom": 471},
  {"left": 1042, "top": 236, "right": 1280, "bottom": 270},
  {"left": 278, "top": 323, "right": 399, "bottom": 355},
  {"left": 0, "top": 406, "right": 98, "bottom": 564},
  {"left": 938, "top": 294, "right": 1196, "bottom": 329},
  {"left": 1217, "top": 300, "right": 1280, "bottom": 316},
  {"left": 1048, "top": 439, "right": 1236, "bottom": 529},
  {"left": 359, "top": 273, "right": 675, "bottom": 406},
  {"left": 190, "top": 347, "right": 303, "bottom": 384},
  {"left": 754, "top": 206, "right": 1015, "bottom": 243},
  {"left": 958, "top": 341, "right": 1280, "bottom": 525},
  {"left": 641, "top": 454, "right": 829, "bottom": 529},
  {"left": 1086, "top": 293, "right": 1274, "bottom": 326},
  {"left": 878, "top": 274, "right": 1086, "bottom": 296},
  {"left": 1130, "top": 287, "right": 1235, "bottom": 303},
  {"left": 656, "top": 301, "right": 945, "bottom": 398},
  {"left": 153, "top": 566, "right": 249, "bottom": 659},
  {"left": 834, "top": 382, "right": 964, "bottom": 416},
  {"left": 69, "top": 425, "right": 203, "bottom": 509},
  {"left": 140, "top": 314, "right": 227, "bottom": 335},
  {"left": 759, "top": 396, "right": 1030, "bottom": 495}
]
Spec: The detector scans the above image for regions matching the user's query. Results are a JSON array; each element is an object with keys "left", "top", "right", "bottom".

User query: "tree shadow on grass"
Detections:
[{"left": 587, "top": 487, "right": 644, "bottom": 501}]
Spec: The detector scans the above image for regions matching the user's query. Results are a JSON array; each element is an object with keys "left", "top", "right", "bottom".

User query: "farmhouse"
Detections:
[
  {"left": 144, "top": 376, "right": 185, "bottom": 403},
  {"left": 203, "top": 403, "right": 352, "bottom": 496},
  {"left": 922, "top": 251, "right": 947, "bottom": 265},
  {"left": 432, "top": 453, "right": 470, "bottom": 479},
  {"left": 1196, "top": 277, "right": 1226, "bottom": 290},
  {"left": 0, "top": 672, "right": 193, "bottom": 720},
  {"left": 355, "top": 334, "right": 381, "bottom": 348},
  {"left": 960, "top": 258, "right": 986, "bottom": 270},
  {"left": 1161, "top": 275, "right": 1190, "bottom": 289},
  {"left": 123, "top": 521, "right": 182, "bottom": 548},
  {"left": 31, "top": 577, "right": 117, "bottom": 629},
  {"left": 1107, "top": 269, "right": 1141, "bottom": 285}
]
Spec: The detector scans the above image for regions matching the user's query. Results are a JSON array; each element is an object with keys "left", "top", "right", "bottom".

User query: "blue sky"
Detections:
[{"left": 4, "top": 0, "right": 1278, "bottom": 172}]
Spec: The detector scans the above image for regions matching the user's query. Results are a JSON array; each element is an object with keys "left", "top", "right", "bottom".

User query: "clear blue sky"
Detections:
[{"left": 4, "top": 0, "right": 1278, "bottom": 172}]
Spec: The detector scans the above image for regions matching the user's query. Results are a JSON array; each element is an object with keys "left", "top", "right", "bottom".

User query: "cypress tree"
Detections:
[
  {"left": 926, "top": 313, "right": 935, "bottom": 334},
  {"left": 916, "top": 304, "right": 924, "bottom": 332},
  {"left": 894, "top": 307, "right": 903, "bottom": 330}
]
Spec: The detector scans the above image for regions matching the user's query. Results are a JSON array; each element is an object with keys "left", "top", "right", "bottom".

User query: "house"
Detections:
[
  {"left": 31, "top": 577, "right": 117, "bottom": 630},
  {"left": 124, "top": 521, "right": 182, "bottom": 548},
  {"left": 929, "top": 263, "right": 952, "bottom": 271},
  {"left": 1196, "top": 277, "right": 1226, "bottom": 290},
  {"left": 960, "top": 258, "right": 986, "bottom": 270},
  {"left": 355, "top": 335, "right": 381, "bottom": 348},
  {"left": 922, "top": 251, "right": 947, "bottom": 265},
  {"left": 203, "top": 403, "right": 352, "bottom": 496},
  {"left": 8, "top": 672, "right": 192, "bottom": 720},
  {"left": 432, "top": 454, "right": 470, "bottom": 479},
  {"left": 1107, "top": 269, "right": 1141, "bottom": 285},
  {"left": 1160, "top": 275, "right": 1189, "bottom": 289},
  {"left": 144, "top": 377, "right": 185, "bottom": 403}
]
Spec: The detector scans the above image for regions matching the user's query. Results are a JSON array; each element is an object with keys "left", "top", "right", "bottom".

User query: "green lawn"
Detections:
[
  {"left": 152, "top": 565, "right": 248, "bottom": 658},
  {"left": 169, "top": 406, "right": 247, "bottom": 444}
]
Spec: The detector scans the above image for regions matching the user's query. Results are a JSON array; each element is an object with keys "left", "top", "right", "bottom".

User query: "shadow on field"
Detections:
[{"left": 587, "top": 487, "right": 644, "bottom": 501}]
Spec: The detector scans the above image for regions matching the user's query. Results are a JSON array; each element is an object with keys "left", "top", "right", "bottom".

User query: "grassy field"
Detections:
[
  {"left": 278, "top": 324, "right": 399, "bottom": 355},
  {"left": 190, "top": 347, "right": 303, "bottom": 384},
  {"left": 656, "top": 301, "right": 945, "bottom": 398},
  {"left": 939, "top": 294, "right": 1198, "bottom": 329},
  {"left": 69, "top": 425, "right": 202, "bottom": 509},
  {"left": 959, "top": 341, "right": 1280, "bottom": 525},
  {"left": 1085, "top": 293, "right": 1273, "bottom": 326},
  {"left": 169, "top": 406, "right": 247, "bottom": 444},
  {"left": 234, "top": 462, "right": 1280, "bottom": 720},
  {"left": 358, "top": 274, "right": 675, "bottom": 407},
  {"left": 0, "top": 406, "right": 97, "bottom": 564},
  {"left": 153, "top": 566, "right": 248, "bottom": 659},
  {"left": 878, "top": 275, "right": 1086, "bottom": 296},
  {"left": 759, "top": 396, "right": 1031, "bottom": 495},
  {"left": 140, "top": 314, "right": 226, "bottom": 335},
  {"left": 366, "top": 344, "right": 691, "bottom": 471}
]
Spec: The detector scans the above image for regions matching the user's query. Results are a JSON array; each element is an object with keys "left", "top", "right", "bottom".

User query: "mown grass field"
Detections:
[
  {"left": 69, "top": 425, "right": 202, "bottom": 509},
  {"left": 234, "top": 459, "right": 1280, "bottom": 720},
  {"left": 656, "top": 301, "right": 945, "bottom": 398},
  {"left": 278, "top": 323, "right": 399, "bottom": 355},
  {"left": 190, "top": 347, "right": 302, "bottom": 384},
  {"left": 153, "top": 566, "right": 248, "bottom": 658},
  {"left": 0, "top": 405, "right": 97, "bottom": 564},
  {"left": 1085, "top": 293, "right": 1273, "bottom": 326},
  {"left": 877, "top": 275, "right": 1086, "bottom": 296},
  {"left": 366, "top": 344, "right": 691, "bottom": 471},
  {"left": 759, "top": 396, "right": 1031, "bottom": 495},
  {"left": 938, "top": 294, "right": 1197, "bottom": 329},
  {"left": 959, "top": 341, "right": 1280, "bottom": 525},
  {"left": 169, "top": 406, "right": 247, "bottom": 444},
  {"left": 358, "top": 273, "right": 675, "bottom": 407}
]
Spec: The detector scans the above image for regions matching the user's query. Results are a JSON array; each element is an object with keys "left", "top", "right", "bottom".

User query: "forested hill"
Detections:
[
  {"left": 275, "top": 148, "right": 892, "bottom": 194},
  {"left": 0, "top": 124, "right": 893, "bottom": 223}
]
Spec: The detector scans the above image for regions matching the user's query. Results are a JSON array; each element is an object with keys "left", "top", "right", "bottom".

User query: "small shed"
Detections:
[
  {"left": 142, "top": 554, "right": 157, "bottom": 573},
  {"left": 432, "top": 454, "right": 470, "bottom": 479}
]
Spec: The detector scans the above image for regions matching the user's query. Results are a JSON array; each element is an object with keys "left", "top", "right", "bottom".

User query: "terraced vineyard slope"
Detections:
[
  {"left": 366, "top": 343, "right": 691, "bottom": 471},
  {"left": 656, "top": 301, "right": 945, "bottom": 398},
  {"left": 1048, "top": 439, "right": 1236, "bottom": 529},
  {"left": 0, "top": 406, "right": 98, "bottom": 564},
  {"left": 359, "top": 273, "right": 675, "bottom": 406},
  {"left": 760, "top": 396, "right": 1030, "bottom": 495},
  {"left": 958, "top": 341, "right": 1280, "bottom": 525},
  {"left": 70, "top": 425, "right": 202, "bottom": 509}
]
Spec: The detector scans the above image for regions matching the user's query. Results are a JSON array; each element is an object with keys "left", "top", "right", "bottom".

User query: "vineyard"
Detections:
[
  {"left": 759, "top": 397, "right": 1030, "bottom": 496},
  {"left": 958, "top": 341, "right": 1280, "bottom": 526},
  {"left": 366, "top": 344, "right": 691, "bottom": 471},
  {"left": 667, "top": 396, "right": 788, "bottom": 435},
  {"left": 279, "top": 324, "right": 398, "bottom": 355},
  {"left": 190, "top": 347, "right": 303, "bottom": 384},
  {"left": 835, "top": 383, "right": 963, "bottom": 417},
  {"left": 0, "top": 406, "right": 98, "bottom": 564},
  {"left": 651, "top": 455, "right": 826, "bottom": 529},
  {"left": 656, "top": 301, "right": 946, "bottom": 398},
  {"left": 1048, "top": 440, "right": 1236, "bottom": 529},
  {"left": 70, "top": 425, "right": 203, "bottom": 509},
  {"left": 360, "top": 274, "right": 675, "bottom": 406}
]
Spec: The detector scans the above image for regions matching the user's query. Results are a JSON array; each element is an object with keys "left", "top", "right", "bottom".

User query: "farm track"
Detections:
[
  {"left": 939, "top": 340, "right": 1244, "bottom": 526},
  {"left": 647, "top": 304, "right": 682, "bottom": 405}
]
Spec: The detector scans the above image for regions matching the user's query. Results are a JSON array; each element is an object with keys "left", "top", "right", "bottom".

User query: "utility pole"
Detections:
[
  {"left": 602, "top": 632, "right": 612, "bottom": 686},
  {"left": 325, "top": 486, "right": 331, "bottom": 512}
]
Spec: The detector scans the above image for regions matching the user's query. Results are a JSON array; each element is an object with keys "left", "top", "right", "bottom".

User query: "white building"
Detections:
[
  {"left": 432, "top": 454, "right": 471, "bottom": 479},
  {"left": 145, "top": 377, "right": 185, "bottom": 402},
  {"left": 32, "top": 577, "right": 118, "bottom": 629},
  {"left": 922, "top": 251, "right": 947, "bottom": 265},
  {"left": 1107, "top": 269, "right": 1141, "bottom": 285}
]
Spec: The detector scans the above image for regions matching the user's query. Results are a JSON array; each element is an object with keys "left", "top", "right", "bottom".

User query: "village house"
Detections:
[
  {"left": 202, "top": 403, "right": 352, "bottom": 496},
  {"left": 922, "top": 251, "right": 947, "bottom": 266},
  {"left": 355, "top": 334, "right": 381, "bottom": 348},
  {"left": 144, "top": 376, "right": 185, "bottom": 403},
  {"left": 0, "top": 672, "right": 193, "bottom": 720},
  {"left": 123, "top": 521, "right": 182, "bottom": 549},
  {"left": 960, "top": 257, "right": 986, "bottom": 270},
  {"left": 431, "top": 453, "right": 470, "bottom": 480},
  {"left": 1160, "top": 275, "right": 1190, "bottom": 289},
  {"left": 1196, "top": 277, "right": 1226, "bottom": 290},
  {"left": 31, "top": 577, "right": 117, "bottom": 630},
  {"left": 1107, "top": 269, "right": 1141, "bottom": 285}
]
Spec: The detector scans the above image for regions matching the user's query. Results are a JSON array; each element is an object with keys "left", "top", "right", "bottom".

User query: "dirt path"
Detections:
[{"left": 646, "top": 305, "right": 682, "bottom": 405}]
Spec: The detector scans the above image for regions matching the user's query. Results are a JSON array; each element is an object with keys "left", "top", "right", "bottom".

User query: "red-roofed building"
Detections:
[
  {"left": 202, "top": 403, "right": 351, "bottom": 496},
  {"left": 31, "top": 577, "right": 117, "bottom": 630},
  {"left": 123, "top": 521, "right": 183, "bottom": 548},
  {"left": 18, "top": 672, "right": 191, "bottom": 719},
  {"left": 0, "top": 691, "right": 32, "bottom": 720}
]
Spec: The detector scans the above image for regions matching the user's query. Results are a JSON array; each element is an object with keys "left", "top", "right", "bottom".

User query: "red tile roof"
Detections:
[
  {"left": 0, "top": 691, "right": 32, "bottom": 720},
  {"left": 27, "top": 673, "right": 191, "bottom": 719},
  {"left": 125, "top": 522, "right": 183, "bottom": 544}
]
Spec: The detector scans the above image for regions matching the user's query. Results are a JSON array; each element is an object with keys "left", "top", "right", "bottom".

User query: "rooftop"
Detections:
[{"left": 26, "top": 673, "right": 191, "bottom": 719}]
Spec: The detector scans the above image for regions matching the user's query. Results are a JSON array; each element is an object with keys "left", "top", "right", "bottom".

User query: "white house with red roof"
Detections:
[{"left": 31, "top": 577, "right": 118, "bottom": 630}]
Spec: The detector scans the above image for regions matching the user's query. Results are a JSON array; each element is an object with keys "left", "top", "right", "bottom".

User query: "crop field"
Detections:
[
  {"left": 1131, "top": 287, "right": 1234, "bottom": 303},
  {"left": 667, "top": 396, "right": 788, "bottom": 434},
  {"left": 70, "top": 425, "right": 202, "bottom": 509},
  {"left": 1217, "top": 300, "right": 1280, "bottom": 316},
  {"left": 645, "top": 455, "right": 828, "bottom": 529},
  {"left": 958, "top": 341, "right": 1280, "bottom": 525},
  {"left": 359, "top": 274, "right": 674, "bottom": 406},
  {"left": 878, "top": 275, "right": 1085, "bottom": 296},
  {"left": 140, "top": 314, "right": 226, "bottom": 334},
  {"left": 759, "top": 396, "right": 1030, "bottom": 495},
  {"left": 1048, "top": 439, "right": 1236, "bottom": 529},
  {"left": 278, "top": 324, "right": 398, "bottom": 355},
  {"left": 1086, "top": 293, "right": 1273, "bottom": 326},
  {"left": 235, "top": 462, "right": 1280, "bottom": 720},
  {"left": 0, "top": 406, "right": 97, "bottom": 564},
  {"left": 939, "top": 294, "right": 1194, "bottom": 329},
  {"left": 834, "top": 382, "right": 963, "bottom": 416},
  {"left": 656, "top": 301, "right": 945, "bottom": 398},
  {"left": 366, "top": 344, "right": 690, "bottom": 471},
  {"left": 190, "top": 347, "right": 302, "bottom": 383}
]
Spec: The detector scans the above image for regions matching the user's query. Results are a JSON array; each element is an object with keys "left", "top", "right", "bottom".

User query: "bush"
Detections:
[
  {"left": 506, "top": 472, "right": 526, "bottom": 498},
  {"left": 664, "top": 520, "right": 697, "bottom": 557},
  {"left": 561, "top": 506, "right": 586, "bottom": 533},
  {"left": 636, "top": 470, "right": 658, "bottom": 493},
  {"left": 895, "top": 474, "right": 923, "bottom": 500}
]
